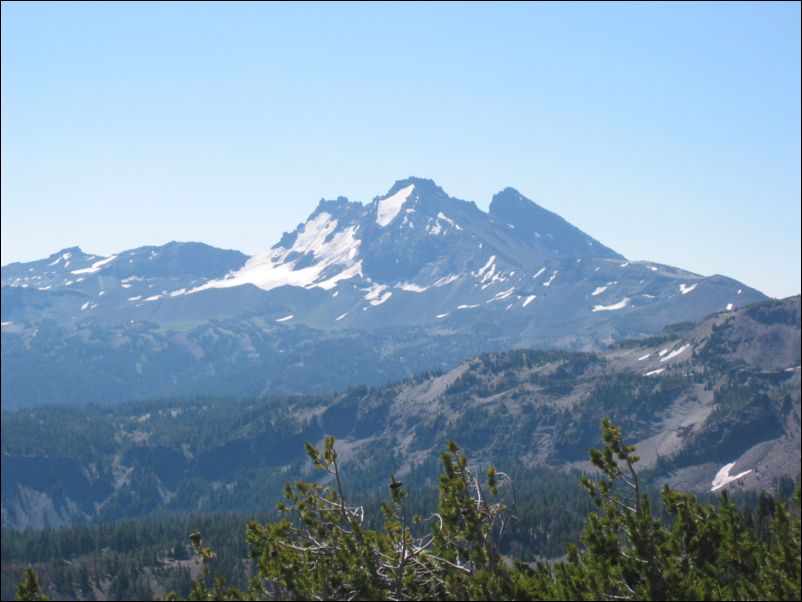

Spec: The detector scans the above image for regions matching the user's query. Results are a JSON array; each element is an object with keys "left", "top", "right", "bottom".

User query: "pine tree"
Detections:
[{"left": 15, "top": 566, "right": 48, "bottom": 601}]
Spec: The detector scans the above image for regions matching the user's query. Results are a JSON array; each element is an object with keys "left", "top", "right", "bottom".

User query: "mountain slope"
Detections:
[
  {"left": 1, "top": 177, "right": 767, "bottom": 408},
  {"left": 3, "top": 296, "right": 798, "bottom": 530}
]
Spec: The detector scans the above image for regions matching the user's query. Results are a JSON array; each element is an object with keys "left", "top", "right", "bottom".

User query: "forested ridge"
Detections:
[{"left": 7, "top": 421, "right": 800, "bottom": 601}]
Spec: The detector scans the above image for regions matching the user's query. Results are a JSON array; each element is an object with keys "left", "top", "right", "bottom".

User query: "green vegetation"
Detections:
[
  {"left": 6, "top": 420, "right": 801, "bottom": 600},
  {"left": 173, "top": 422, "right": 798, "bottom": 600}
]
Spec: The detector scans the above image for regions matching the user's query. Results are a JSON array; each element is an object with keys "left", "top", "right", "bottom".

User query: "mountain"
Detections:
[
  {"left": 3, "top": 296, "right": 798, "bottom": 530},
  {"left": 1, "top": 177, "right": 767, "bottom": 408}
]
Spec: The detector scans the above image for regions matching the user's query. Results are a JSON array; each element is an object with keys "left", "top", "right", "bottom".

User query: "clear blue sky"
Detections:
[{"left": 2, "top": 1, "right": 800, "bottom": 298}]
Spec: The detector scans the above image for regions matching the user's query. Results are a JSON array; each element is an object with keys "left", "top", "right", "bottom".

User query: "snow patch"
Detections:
[
  {"left": 488, "top": 287, "right": 515, "bottom": 302},
  {"left": 660, "top": 344, "right": 689, "bottom": 362},
  {"left": 436, "top": 313, "right": 449, "bottom": 318},
  {"left": 457, "top": 304, "right": 480, "bottom": 309},
  {"left": 397, "top": 282, "right": 429, "bottom": 293},
  {"left": 532, "top": 267, "right": 546, "bottom": 279},
  {"left": 726, "top": 303, "right": 734, "bottom": 311},
  {"left": 428, "top": 220, "right": 443, "bottom": 236},
  {"left": 637, "top": 353, "right": 651, "bottom": 361},
  {"left": 592, "top": 298, "right": 630, "bottom": 312},
  {"left": 275, "top": 314, "right": 294, "bottom": 322},
  {"left": 364, "top": 283, "right": 392, "bottom": 306},
  {"left": 193, "top": 213, "right": 362, "bottom": 293},
  {"left": 591, "top": 286, "right": 608, "bottom": 296},
  {"left": 711, "top": 462, "right": 752, "bottom": 492},
  {"left": 433, "top": 274, "right": 460, "bottom": 287},
  {"left": 658, "top": 348, "right": 669, "bottom": 357},
  {"left": 679, "top": 283, "right": 698, "bottom": 295},
  {"left": 128, "top": 296, "right": 142, "bottom": 301},
  {"left": 376, "top": 184, "right": 415, "bottom": 227},
  {"left": 71, "top": 254, "right": 118, "bottom": 275},
  {"left": 522, "top": 295, "right": 536, "bottom": 307},
  {"left": 437, "top": 212, "right": 462, "bottom": 230},
  {"left": 476, "top": 256, "right": 496, "bottom": 278},
  {"left": 543, "top": 271, "right": 558, "bottom": 287},
  {"left": 371, "top": 291, "right": 392, "bottom": 306},
  {"left": 335, "top": 312, "right": 348, "bottom": 321},
  {"left": 645, "top": 368, "right": 665, "bottom": 376}
]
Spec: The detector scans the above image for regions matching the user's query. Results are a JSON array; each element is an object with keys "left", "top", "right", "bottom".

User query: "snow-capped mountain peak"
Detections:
[
  {"left": 193, "top": 177, "right": 625, "bottom": 295},
  {"left": 2, "top": 177, "right": 765, "bottom": 356}
]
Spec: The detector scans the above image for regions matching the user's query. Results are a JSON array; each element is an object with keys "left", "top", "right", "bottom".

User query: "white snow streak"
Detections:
[
  {"left": 397, "top": 282, "right": 429, "bottom": 293},
  {"left": 711, "top": 463, "right": 752, "bottom": 492},
  {"left": 591, "top": 286, "right": 608, "bottom": 296},
  {"left": 433, "top": 274, "right": 460, "bottom": 287},
  {"left": 592, "top": 298, "right": 630, "bottom": 312},
  {"left": 522, "top": 295, "right": 536, "bottom": 307},
  {"left": 275, "top": 314, "right": 294, "bottom": 322},
  {"left": 543, "top": 271, "right": 558, "bottom": 287},
  {"left": 476, "top": 256, "right": 496, "bottom": 278},
  {"left": 679, "top": 283, "right": 698, "bottom": 295},
  {"left": 660, "top": 344, "right": 689, "bottom": 362},
  {"left": 489, "top": 287, "right": 515, "bottom": 302},
  {"left": 71, "top": 255, "right": 118, "bottom": 275}
]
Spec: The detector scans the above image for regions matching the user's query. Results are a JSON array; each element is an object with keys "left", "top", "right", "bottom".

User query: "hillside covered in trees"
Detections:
[
  {"left": 7, "top": 421, "right": 800, "bottom": 601},
  {"left": 4, "top": 297, "right": 800, "bottom": 533}
]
